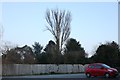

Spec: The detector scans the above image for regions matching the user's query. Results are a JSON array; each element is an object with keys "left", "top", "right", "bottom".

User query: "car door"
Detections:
[
  {"left": 94, "top": 64, "right": 104, "bottom": 76},
  {"left": 88, "top": 64, "right": 96, "bottom": 76}
]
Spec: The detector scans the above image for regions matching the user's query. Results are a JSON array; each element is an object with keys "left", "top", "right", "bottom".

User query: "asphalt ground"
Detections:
[{"left": 2, "top": 73, "right": 120, "bottom": 80}]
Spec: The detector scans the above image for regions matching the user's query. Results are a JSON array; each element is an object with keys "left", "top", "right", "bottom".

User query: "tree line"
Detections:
[
  {"left": 2, "top": 39, "right": 120, "bottom": 67},
  {"left": 2, "top": 38, "right": 87, "bottom": 64}
]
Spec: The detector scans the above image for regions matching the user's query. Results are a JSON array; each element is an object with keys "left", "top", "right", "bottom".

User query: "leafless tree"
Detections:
[{"left": 45, "top": 9, "right": 71, "bottom": 54}]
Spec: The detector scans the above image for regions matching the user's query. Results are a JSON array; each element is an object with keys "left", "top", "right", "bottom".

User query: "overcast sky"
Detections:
[{"left": 1, "top": 1, "right": 118, "bottom": 56}]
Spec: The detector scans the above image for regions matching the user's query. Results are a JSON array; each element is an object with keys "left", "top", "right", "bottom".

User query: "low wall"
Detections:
[{"left": 2, "top": 64, "right": 88, "bottom": 76}]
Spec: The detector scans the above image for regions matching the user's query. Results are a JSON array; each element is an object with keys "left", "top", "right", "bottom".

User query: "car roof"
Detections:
[{"left": 89, "top": 63, "right": 103, "bottom": 65}]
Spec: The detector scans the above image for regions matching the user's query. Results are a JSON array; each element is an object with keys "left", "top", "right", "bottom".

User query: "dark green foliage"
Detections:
[
  {"left": 43, "top": 40, "right": 64, "bottom": 64},
  {"left": 43, "top": 40, "right": 56, "bottom": 64},
  {"left": 32, "top": 42, "right": 43, "bottom": 54},
  {"left": 3, "top": 39, "right": 120, "bottom": 65},
  {"left": 65, "top": 38, "right": 83, "bottom": 51},
  {"left": 64, "top": 38, "right": 87, "bottom": 64},
  {"left": 32, "top": 42, "right": 43, "bottom": 63},
  {"left": 91, "top": 41, "right": 120, "bottom": 67}
]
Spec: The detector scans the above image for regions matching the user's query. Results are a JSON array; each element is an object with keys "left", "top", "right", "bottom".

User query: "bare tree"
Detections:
[{"left": 45, "top": 9, "right": 71, "bottom": 54}]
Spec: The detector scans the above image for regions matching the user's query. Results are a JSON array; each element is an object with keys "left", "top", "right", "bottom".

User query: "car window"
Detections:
[
  {"left": 102, "top": 64, "right": 111, "bottom": 68},
  {"left": 95, "top": 64, "right": 102, "bottom": 69},
  {"left": 89, "top": 64, "right": 95, "bottom": 69}
]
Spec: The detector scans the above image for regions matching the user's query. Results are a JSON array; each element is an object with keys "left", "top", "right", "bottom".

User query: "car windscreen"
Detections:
[{"left": 102, "top": 64, "right": 111, "bottom": 68}]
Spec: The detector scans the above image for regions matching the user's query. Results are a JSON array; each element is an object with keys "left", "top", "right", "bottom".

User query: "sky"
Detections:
[{"left": 1, "top": 1, "right": 118, "bottom": 57}]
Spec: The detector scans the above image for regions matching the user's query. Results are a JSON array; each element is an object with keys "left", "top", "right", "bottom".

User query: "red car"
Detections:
[{"left": 85, "top": 63, "right": 119, "bottom": 78}]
